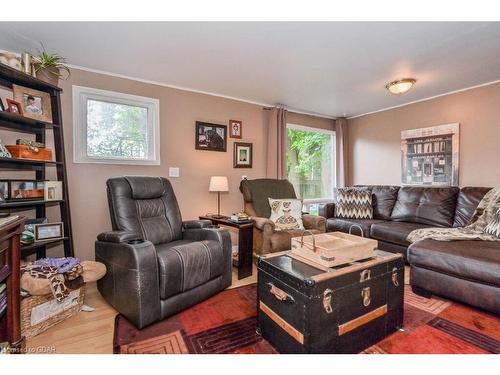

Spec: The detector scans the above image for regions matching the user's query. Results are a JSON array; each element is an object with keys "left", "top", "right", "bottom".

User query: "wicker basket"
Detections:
[{"left": 21, "top": 285, "right": 85, "bottom": 339}]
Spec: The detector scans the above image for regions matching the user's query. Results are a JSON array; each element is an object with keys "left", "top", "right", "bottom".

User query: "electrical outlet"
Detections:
[{"left": 169, "top": 167, "right": 180, "bottom": 177}]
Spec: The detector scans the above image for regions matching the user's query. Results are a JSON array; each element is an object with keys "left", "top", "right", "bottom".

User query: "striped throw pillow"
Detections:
[
  {"left": 484, "top": 208, "right": 500, "bottom": 238},
  {"left": 335, "top": 188, "right": 373, "bottom": 219}
]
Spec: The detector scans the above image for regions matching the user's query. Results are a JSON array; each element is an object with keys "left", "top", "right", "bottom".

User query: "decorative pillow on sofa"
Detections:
[
  {"left": 484, "top": 208, "right": 500, "bottom": 238},
  {"left": 268, "top": 198, "right": 304, "bottom": 231},
  {"left": 334, "top": 188, "right": 373, "bottom": 219}
]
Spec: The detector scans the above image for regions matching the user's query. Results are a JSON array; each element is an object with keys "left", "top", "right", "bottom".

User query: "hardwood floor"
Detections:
[{"left": 25, "top": 264, "right": 258, "bottom": 354}]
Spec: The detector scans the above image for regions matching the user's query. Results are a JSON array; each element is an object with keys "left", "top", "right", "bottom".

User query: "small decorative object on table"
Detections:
[
  {"left": 230, "top": 212, "right": 250, "bottom": 223},
  {"left": 16, "top": 139, "right": 46, "bottom": 149},
  {"left": 257, "top": 250, "right": 404, "bottom": 353}
]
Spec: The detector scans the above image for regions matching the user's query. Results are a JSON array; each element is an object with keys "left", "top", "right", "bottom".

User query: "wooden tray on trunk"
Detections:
[{"left": 290, "top": 231, "right": 377, "bottom": 267}]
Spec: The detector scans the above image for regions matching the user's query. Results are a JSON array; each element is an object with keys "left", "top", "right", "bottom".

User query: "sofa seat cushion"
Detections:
[
  {"left": 370, "top": 221, "right": 431, "bottom": 246},
  {"left": 408, "top": 239, "right": 500, "bottom": 286},
  {"left": 156, "top": 239, "right": 224, "bottom": 299},
  {"left": 326, "top": 218, "right": 386, "bottom": 238}
]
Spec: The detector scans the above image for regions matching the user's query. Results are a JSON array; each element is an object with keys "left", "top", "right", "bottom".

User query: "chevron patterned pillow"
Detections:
[
  {"left": 484, "top": 208, "right": 500, "bottom": 238},
  {"left": 334, "top": 188, "right": 373, "bottom": 219}
]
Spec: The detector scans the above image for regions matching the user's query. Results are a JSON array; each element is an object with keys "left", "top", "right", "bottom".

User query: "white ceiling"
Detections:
[{"left": 1, "top": 22, "right": 500, "bottom": 118}]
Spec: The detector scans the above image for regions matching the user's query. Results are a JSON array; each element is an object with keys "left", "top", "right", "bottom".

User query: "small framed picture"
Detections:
[
  {"left": 0, "top": 98, "right": 5, "bottom": 111},
  {"left": 9, "top": 180, "right": 45, "bottom": 200},
  {"left": 233, "top": 142, "right": 253, "bottom": 168},
  {"left": 44, "top": 181, "right": 63, "bottom": 201},
  {"left": 0, "top": 181, "right": 8, "bottom": 202},
  {"left": 195, "top": 121, "right": 227, "bottom": 152},
  {"left": 34, "top": 222, "right": 64, "bottom": 242},
  {"left": 13, "top": 84, "right": 53, "bottom": 123},
  {"left": 229, "top": 120, "right": 242, "bottom": 139},
  {"left": 6, "top": 99, "right": 23, "bottom": 115}
]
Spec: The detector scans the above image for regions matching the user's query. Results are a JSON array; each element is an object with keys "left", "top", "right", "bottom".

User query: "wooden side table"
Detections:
[{"left": 199, "top": 215, "right": 253, "bottom": 280}]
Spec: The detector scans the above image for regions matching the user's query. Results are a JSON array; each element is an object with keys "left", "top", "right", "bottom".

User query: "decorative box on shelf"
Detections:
[{"left": 5, "top": 145, "right": 53, "bottom": 161}]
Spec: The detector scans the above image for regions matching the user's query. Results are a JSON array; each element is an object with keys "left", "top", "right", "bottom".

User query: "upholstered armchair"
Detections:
[
  {"left": 239, "top": 178, "right": 326, "bottom": 255},
  {"left": 95, "top": 176, "right": 232, "bottom": 329}
]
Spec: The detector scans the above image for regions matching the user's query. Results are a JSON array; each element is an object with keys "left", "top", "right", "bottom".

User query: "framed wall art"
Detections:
[
  {"left": 229, "top": 119, "right": 242, "bottom": 138},
  {"left": 13, "top": 84, "right": 53, "bottom": 123},
  {"left": 195, "top": 121, "right": 227, "bottom": 152},
  {"left": 401, "top": 123, "right": 459, "bottom": 186},
  {"left": 233, "top": 142, "right": 253, "bottom": 168}
]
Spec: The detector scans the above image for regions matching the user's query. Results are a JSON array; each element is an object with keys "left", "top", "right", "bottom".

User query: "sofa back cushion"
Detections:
[
  {"left": 453, "top": 187, "right": 492, "bottom": 227},
  {"left": 240, "top": 178, "right": 297, "bottom": 218},
  {"left": 355, "top": 185, "right": 400, "bottom": 220},
  {"left": 391, "top": 186, "right": 459, "bottom": 227},
  {"left": 107, "top": 176, "right": 183, "bottom": 245}
]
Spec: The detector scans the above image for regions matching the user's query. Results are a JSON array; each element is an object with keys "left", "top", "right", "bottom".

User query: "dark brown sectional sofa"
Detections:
[{"left": 319, "top": 186, "right": 500, "bottom": 315}]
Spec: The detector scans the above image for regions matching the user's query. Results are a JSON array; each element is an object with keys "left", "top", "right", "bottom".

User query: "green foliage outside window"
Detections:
[{"left": 87, "top": 100, "right": 148, "bottom": 158}]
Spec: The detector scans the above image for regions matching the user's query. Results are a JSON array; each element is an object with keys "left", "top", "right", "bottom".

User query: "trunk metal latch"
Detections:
[
  {"left": 323, "top": 288, "right": 333, "bottom": 314},
  {"left": 392, "top": 267, "right": 399, "bottom": 287},
  {"left": 361, "top": 287, "right": 371, "bottom": 307}
]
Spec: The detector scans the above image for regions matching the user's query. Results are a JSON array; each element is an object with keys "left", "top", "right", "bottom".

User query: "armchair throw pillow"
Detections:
[
  {"left": 334, "top": 188, "right": 373, "bottom": 219},
  {"left": 268, "top": 198, "right": 304, "bottom": 231}
]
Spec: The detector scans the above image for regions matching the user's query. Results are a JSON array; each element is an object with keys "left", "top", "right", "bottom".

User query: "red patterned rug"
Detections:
[{"left": 113, "top": 284, "right": 500, "bottom": 354}]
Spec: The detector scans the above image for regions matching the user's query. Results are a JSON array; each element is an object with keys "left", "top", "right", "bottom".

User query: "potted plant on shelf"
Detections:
[{"left": 31, "top": 45, "right": 70, "bottom": 86}]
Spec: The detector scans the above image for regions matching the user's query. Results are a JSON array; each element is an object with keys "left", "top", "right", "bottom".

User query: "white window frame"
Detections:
[
  {"left": 286, "top": 123, "right": 336, "bottom": 209},
  {"left": 73, "top": 85, "right": 160, "bottom": 165}
]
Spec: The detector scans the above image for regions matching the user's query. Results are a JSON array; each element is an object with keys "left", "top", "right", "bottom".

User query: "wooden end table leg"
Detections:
[{"left": 238, "top": 226, "right": 253, "bottom": 280}]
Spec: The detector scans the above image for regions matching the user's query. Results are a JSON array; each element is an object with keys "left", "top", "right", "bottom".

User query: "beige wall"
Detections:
[{"left": 348, "top": 82, "right": 500, "bottom": 187}]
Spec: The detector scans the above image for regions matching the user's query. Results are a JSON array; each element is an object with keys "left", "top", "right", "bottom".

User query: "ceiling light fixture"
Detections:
[{"left": 385, "top": 78, "right": 416, "bottom": 95}]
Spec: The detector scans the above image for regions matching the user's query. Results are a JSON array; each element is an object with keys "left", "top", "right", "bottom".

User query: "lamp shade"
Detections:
[{"left": 209, "top": 176, "right": 229, "bottom": 192}]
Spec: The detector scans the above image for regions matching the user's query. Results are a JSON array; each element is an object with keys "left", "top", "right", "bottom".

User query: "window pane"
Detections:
[
  {"left": 86, "top": 99, "right": 148, "bottom": 159},
  {"left": 286, "top": 127, "right": 335, "bottom": 200}
]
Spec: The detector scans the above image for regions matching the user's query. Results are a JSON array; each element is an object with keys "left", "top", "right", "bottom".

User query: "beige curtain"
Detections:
[
  {"left": 265, "top": 105, "right": 288, "bottom": 179},
  {"left": 335, "top": 117, "right": 349, "bottom": 187}
]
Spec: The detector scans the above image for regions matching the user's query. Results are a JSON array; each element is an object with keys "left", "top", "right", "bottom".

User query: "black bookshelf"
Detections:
[{"left": 0, "top": 62, "right": 74, "bottom": 259}]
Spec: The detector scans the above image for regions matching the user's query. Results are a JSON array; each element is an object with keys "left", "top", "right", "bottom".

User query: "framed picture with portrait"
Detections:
[
  {"left": 9, "top": 180, "right": 45, "bottom": 201},
  {"left": 6, "top": 99, "right": 23, "bottom": 115},
  {"left": 229, "top": 119, "right": 242, "bottom": 139},
  {"left": 233, "top": 142, "right": 253, "bottom": 168},
  {"left": 13, "top": 84, "right": 53, "bottom": 123},
  {"left": 195, "top": 121, "right": 227, "bottom": 152}
]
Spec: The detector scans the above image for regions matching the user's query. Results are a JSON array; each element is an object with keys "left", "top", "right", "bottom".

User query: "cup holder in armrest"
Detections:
[{"left": 127, "top": 239, "right": 145, "bottom": 245}]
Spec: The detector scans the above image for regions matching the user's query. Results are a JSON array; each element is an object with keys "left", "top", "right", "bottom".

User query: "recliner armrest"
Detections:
[
  {"left": 253, "top": 217, "right": 276, "bottom": 232},
  {"left": 318, "top": 202, "right": 335, "bottom": 219},
  {"left": 182, "top": 220, "right": 213, "bottom": 230},
  {"left": 97, "top": 230, "right": 142, "bottom": 243}
]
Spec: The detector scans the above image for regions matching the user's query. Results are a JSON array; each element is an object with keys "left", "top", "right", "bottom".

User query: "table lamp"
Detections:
[{"left": 209, "top": 176, "right": 229, "bottom": 218}]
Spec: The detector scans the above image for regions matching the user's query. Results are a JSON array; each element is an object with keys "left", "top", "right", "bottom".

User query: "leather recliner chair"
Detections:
[{"left": 95, "top": 176, "right": 232, "bottom": 329}]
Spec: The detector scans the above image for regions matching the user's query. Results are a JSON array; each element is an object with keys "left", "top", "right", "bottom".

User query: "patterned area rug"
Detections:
[{"left": 113, "top": 284, "right": 500, "bottom": 354}]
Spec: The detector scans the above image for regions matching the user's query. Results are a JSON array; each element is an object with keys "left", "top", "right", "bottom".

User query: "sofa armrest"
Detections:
[
  {"left": 302, "top": 214, "right": 326, "bottom": 232},
  {"left": 97, "top": 230, "right": 142, "bottom": 243},
  {"left": 182, "top": 227, "right": 232, "bottom": 288},
  {"left": 183, "top": 220, "right": 213, "bottom": 230},
  {"left": 318, "top": 202, "right": 335, "bottom": 219},
  {"left": 95, "top": 238, "right": 160, "bottom": 329}
]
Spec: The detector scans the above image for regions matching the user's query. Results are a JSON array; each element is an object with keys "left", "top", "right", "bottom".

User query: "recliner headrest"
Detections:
[{"left": 125, "top": 176, "right": 167, "bottom": 199}]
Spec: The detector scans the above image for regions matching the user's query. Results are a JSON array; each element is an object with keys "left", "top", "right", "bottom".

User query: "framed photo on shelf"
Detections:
[
  {"left": 233, "top": 142, "right": 253, "bottom": 168},
  {"left": 229, "top": 119, "right": 242, "bottom": 139},
  {"left": 6, "top": 99, "right": 23, "bottom": 115},
  {"left": 34, "top": 222, "right": 64, "bottom": 242},
  {"left": 44, "top": 181, "right": 63, "bottom": 201},
  {"left": 13, "top": 84, "right": 53, "bottom": 123},
  {"left": 8, "top": 180, "right": 45, "bottom": 200},
  {"left": 195, "top": 121, "right": 227, "bottom": 152},
  {"left": 0, "top": 98, "right": 5, "bottom": 111}
]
